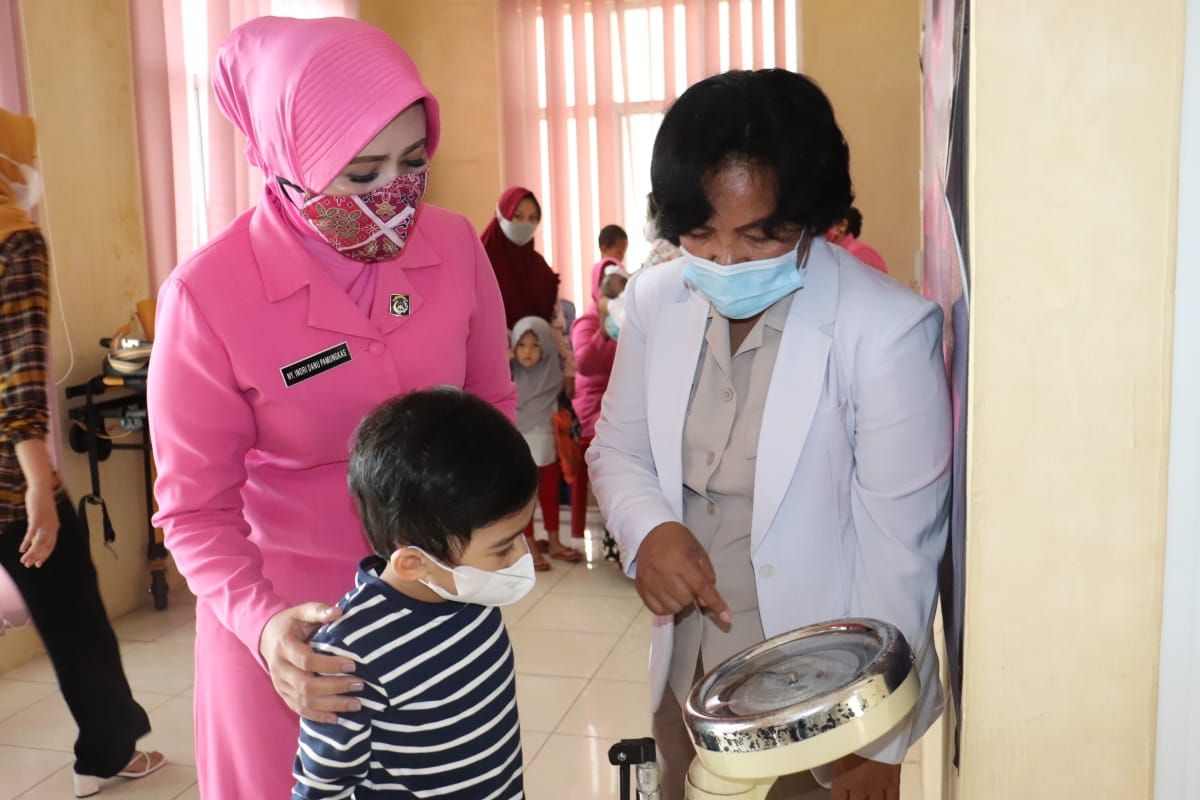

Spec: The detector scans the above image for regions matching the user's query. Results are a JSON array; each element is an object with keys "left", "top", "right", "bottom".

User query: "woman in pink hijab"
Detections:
[{"left": 147, "top": 17, "right": 515, "bottom": 797}]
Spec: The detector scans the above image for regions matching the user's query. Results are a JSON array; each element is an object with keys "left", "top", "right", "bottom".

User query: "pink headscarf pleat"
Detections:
[{"left": 212, "top": 16, "right": 441, "bottom": 192}]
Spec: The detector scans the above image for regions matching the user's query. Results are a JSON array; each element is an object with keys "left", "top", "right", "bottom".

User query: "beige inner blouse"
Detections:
[{"left": 667, "top": 294, "right": 794, "bottom": 707}]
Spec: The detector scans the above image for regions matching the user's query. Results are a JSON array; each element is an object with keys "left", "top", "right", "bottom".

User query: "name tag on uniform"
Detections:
[{"left": 280, "top": 342, "right": 352, "bottom": 387}]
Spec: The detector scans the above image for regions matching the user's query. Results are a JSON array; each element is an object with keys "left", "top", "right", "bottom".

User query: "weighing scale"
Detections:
[{"left": 610, "top": 618, "right": 918, "bottom": 800}]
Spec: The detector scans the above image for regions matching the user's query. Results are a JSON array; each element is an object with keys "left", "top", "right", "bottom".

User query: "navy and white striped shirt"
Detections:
[{"left": 292, "top": 557, "right": 524, "bottom": 800}]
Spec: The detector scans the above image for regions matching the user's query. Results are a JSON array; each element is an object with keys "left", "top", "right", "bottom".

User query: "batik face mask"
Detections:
[{"left": 281, "top": 170, "right": 428, "bottom": 263}]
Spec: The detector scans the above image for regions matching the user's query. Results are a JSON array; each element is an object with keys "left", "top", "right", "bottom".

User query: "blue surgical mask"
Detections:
[
  {"left": 603, "top": 295, "right": 625, "bottom": 340},
  {"left": 681, "top": 243, "right": 805, "bottom": 319},
  {"left": 603, "top": 315, "right": 620, "bottom": 340}
]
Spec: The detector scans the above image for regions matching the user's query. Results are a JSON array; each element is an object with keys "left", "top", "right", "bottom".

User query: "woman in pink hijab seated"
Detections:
[{"left": 147, "top": 16, "right": 515, "bottom": 797}]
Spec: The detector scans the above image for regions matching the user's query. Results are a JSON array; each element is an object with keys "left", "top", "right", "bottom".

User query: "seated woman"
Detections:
[{"left": 587, "top": 69, "right": 951, "bottom": 799}]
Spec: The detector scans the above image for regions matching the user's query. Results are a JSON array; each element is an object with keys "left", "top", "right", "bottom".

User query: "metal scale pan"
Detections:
[{"left": 682, "top": 619, "right": 919, "bottom": 798}]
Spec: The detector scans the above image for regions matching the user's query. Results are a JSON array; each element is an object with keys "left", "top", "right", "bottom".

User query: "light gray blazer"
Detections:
[{"left": 587, "top": 239, "right": 952, "bottom": 763}]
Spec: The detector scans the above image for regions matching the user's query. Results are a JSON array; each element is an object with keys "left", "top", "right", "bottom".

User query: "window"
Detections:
[
  {"left": 179, "top": 0, "right": 357, "bottom": 252},
  {"left": 501, "top": 0, "right": 801, "bottom": 306}
]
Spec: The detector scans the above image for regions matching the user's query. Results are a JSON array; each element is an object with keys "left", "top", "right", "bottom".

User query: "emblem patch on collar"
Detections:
[{"left": 390, "top": 294, "right": 411, "bottom": 317}]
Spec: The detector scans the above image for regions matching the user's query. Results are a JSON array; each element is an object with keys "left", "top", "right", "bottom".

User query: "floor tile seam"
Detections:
[
  {"left": 537, "top": 732, "right": 621, "bottom": 743},
  {"left": 522, "top": 688, "right": 584, "bottom": 735},
  {"left": 0, "top": 740, "right": 73, "bottom": 754},
  {"left": 169, "top": 782, "right": 201, "bottom": 799},
  {"left": 521, "top": 734, "right": 549, "bottom": 764},
  {"left": 515, "top": 668, "right": 604, "bottom": 680},
  {"left": 120, "top": 640, "right": 198, "bottom": 653},
  {"left": 114, "top": 625, "right": 196, "bottom": 644},
  {"left": 141, "top": 692, "right": 192, "bottom": 713},
  {"left": 509, "top": 625, "right": 625, "bottom": 639},
  {"left": 168, "top": 686, "right": 197, "bottom": 702},
  {"left": 509, "top": 622, "right": 638, "bottom": 635},
  {"left": 542, "top": 588, "right": 641, "bottom": 599},
  {"left": 579, "top": 677, "right": 652, "bottom": 689},
  {"left": 0, "top": 672, "right": 56, "bottom": 685},
  {"left": 11, "top": 763, "right": 73, "bottom": 800},
  {"left": 550, "top": 676, "right": 652, "bottom": 736},
  {"left": 0, "top": 683, "right": 58, "bottom": 724}
]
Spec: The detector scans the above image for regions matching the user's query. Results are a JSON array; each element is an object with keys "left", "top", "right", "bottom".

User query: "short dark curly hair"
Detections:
[{"left": 650, "top": 69, "right": 853, "bottom": 242}]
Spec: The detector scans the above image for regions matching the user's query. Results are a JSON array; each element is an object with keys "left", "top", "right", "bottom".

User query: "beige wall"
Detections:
[
  {"left": 958, "top": 2, "right": 1184, "bottom": 797},
  {"left": 360, "top": 0, "right": 504, "bottom": 233},
  {"left": 0, "top": 0, "right": 157, "bottom": 672},
  {"left": 802, "top": 0, "right": 923, "bottom": 289}
]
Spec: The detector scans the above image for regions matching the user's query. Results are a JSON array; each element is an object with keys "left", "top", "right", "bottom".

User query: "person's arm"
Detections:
[
  {"left": 462, "top": 223, "right": 518, "bottom": 421},
  {"left": 292, "top": 655, "right": 386, "bottom": 799},
  {"left": 148, "top": 278, "right": 358, "bottom": 722},
  {"left": 844, "top": 300, "right": 952, "bottom": 764},
  {"left": 0, "top": 234, "right": 59, "bottom": 567},
  {"left": 571, "top": 312, "right": 613, "bottom": 376},
  {"left": 552, "top": 301, "right": 577, "bottom": 375},
  {"left": 587, "top": 277, "right": 730, "bottom": 620},
  {"left": 552, "top": 301, "right": 577, "bottom": 396},
  {"left": 14, "top": 440, "right": 57, "bottom": 567},
  {"left": 149, "top": 277, "right": 289, "bottom": 654}
]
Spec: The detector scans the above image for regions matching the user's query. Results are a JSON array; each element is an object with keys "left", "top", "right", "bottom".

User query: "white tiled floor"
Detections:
[{"left": 0, "top": 518, "right": 927, "bottom": 798}]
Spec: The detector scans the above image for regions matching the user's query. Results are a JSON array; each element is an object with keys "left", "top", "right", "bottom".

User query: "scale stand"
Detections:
[{"left": 608, "top": 738, "right": 661, "bottom": 800}]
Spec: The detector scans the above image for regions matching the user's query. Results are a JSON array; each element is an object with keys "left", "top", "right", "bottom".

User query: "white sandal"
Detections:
[{"left": 73, "top": 751, "right": 167, "bottom": 797}]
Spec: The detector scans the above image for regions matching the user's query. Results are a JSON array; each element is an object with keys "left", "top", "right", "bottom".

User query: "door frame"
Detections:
[{"left": 1155, "top": 1, "right": 1200, "bottom": 796}]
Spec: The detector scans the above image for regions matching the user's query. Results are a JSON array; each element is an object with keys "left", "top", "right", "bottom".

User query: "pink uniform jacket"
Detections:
[
  {"left": 148, "top": 196, "right": 514, "bottom": 795},
  {"left": 571, "top": 308, "right": 617, "bottom": 439},
  {"left": 150, "top": 198, "right": 514, "bottom": 657},
  {"left": 146, "top": 16, "right": 515, "bottom": 798}
]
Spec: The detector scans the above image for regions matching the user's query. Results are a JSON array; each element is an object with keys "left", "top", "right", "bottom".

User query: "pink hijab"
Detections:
[
  {"left": 213, "top": 16, "right": 440, "bottom": 194},
  {"left": 212, "top": 17, "right": 442, "bottom": 309}
]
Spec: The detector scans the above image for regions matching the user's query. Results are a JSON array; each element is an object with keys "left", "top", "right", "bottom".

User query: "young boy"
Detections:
[
  {"left": 292, "top": 388, "right": 538, "bottom": 800},
  {"left": 590, "top": 224, "right": 629, "bottom": 306}
]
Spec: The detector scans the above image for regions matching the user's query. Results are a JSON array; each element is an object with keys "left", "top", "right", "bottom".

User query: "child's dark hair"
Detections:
[
  {"left": 598, "top": 224, "right": 628, "bottom": 251},
  {"left": 348, "top": 388, "right": 538, "bottom": 561},
  {"left": 843, "top": 207, "right": 863, "bottom": 238}
]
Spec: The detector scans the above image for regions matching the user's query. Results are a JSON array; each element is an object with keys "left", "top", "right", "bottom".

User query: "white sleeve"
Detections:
[{"left": 846, "top": 301, "right": 952, "bottom": 763}]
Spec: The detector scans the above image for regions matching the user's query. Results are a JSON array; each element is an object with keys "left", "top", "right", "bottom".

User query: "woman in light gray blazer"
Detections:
[{"left": 587, "top": 70, "right": 952, "bottom": 800}]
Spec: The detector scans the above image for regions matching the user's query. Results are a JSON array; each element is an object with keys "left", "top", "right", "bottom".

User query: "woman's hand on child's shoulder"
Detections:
[{"left": 259, "top": 602, "right": 364, "bottom": 724}]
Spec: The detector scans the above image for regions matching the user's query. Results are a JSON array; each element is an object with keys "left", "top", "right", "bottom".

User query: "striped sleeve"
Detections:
[{"left": 292, "top": 675, "right": 389, "bottom": 800}]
